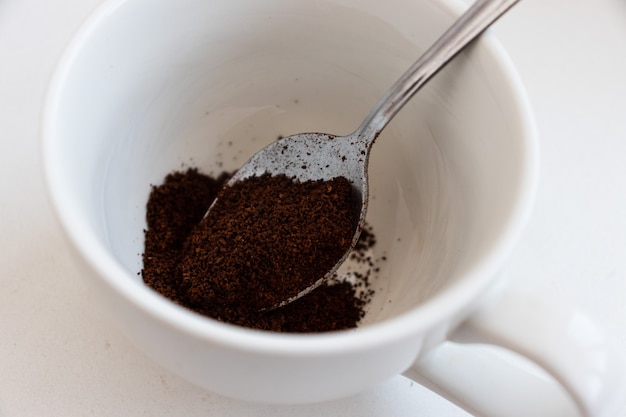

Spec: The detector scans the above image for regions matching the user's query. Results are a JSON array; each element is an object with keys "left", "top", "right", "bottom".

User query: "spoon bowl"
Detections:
[{"left": 218, "top": 131, "right": 372, "bottom": 307}]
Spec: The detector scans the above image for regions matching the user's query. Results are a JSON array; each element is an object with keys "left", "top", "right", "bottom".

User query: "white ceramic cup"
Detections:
[{"left": 42, "top": 0, "right": 624, "bottom": 415}]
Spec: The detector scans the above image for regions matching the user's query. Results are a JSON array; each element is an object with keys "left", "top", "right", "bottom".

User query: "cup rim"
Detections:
[{"left": 41, "top": 0, "right": 539, "bottom": 356}]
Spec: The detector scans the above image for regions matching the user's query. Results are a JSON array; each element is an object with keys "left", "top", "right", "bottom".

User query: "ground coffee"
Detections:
[
  {"left": 180, "top": 173, "right": 358, "bottom": 311},
  {"left": 141, "top": 168, "right": 379, "bottom": 332}
]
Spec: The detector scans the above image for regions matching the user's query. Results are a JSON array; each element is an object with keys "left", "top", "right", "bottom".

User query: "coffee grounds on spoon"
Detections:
[
  {"left": 180, "top": 173, "right": 358, "bottom": 311},
  {"left": 141, "top": 168, "right": 378, "bottom": 332}
]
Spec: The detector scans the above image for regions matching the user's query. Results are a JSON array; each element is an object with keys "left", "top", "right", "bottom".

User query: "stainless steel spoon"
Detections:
[{"left": 206, "top": 0, "right": 521, "bottom": 308}]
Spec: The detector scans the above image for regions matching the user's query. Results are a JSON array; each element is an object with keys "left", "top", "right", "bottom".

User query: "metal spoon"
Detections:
[{"left": 206, "top": 0, "right": 521, "bottom": 308}]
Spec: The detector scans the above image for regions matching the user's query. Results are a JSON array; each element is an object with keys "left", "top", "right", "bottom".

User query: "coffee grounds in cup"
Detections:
[{"left": 141, "top": 168, "right": 379, "bottom": 332}]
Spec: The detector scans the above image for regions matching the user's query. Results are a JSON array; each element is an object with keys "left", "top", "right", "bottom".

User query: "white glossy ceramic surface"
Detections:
[{"left": 40, "top": 0, "right": 624, "bottom": 415}]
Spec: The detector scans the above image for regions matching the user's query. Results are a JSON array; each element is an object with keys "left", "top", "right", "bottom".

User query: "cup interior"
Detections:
[{"left": 45, "top": 0, "right": 534, "bottom": 329}]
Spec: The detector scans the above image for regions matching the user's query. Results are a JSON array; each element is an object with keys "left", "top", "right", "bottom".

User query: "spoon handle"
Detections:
[{"left": 355, "top": 0, "right": 521, "bottom": 140}]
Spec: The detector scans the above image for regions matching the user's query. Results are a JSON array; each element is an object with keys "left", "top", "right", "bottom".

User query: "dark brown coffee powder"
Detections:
[
  {"left": 141, "top": 168, "right": 229, "bottom": 303},
  {"left": 180, "top": 173, "right": 358, "bottom": 311},
  {"left": 141, "top": 168, "right": 378, "bottom": 332}
]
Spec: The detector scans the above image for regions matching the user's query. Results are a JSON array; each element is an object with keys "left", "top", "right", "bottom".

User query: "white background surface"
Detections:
[{"left": 1, "top": 0, "right": 625, "bottom": 415}]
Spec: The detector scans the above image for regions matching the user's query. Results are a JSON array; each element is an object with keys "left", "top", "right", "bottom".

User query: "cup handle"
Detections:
[{"left": 404, "top": 282, "right": 625, "bottom": 417}]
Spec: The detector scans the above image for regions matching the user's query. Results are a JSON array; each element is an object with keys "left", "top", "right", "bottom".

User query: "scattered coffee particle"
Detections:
[{"left": 141, "top": 168, "right": 381, "bottom": 332}]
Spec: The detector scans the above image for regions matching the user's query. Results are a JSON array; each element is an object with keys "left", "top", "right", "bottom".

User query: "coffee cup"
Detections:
[{"left": 42, "top": 0, "right": 624, "bottom": 415}]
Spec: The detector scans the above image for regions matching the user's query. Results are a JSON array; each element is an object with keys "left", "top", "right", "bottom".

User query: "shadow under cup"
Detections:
[{"left": 44, "top": 0, "right": 536, "bottom": 403}]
